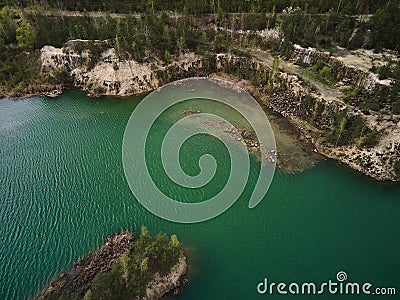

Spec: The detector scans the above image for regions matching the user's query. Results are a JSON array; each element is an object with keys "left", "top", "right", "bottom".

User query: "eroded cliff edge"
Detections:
[{"left": 22, "top": 40, "right": 400, "bottom": 182}]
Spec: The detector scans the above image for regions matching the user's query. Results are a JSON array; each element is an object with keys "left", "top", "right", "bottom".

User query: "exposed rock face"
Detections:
[
  {"left": 41, "top": 41, "right": 158, "bottom": 96},
  {"left": 317, "top": 140, "right": 400, "bottom": 180},
  {"left": 259, "top": 75, "right": 399, "bottom": 181},
  {"left": 36, "top": 232, "right": 134, "bottom": 299},
  {"left": 41, "top": 45, "right": 91, "bottom": 72},
  {"left": 38, "top": 41, "right": 399, "bottom": 182},
  {"left": 73, "top": 58, "right": 158, "bottom": 96},
  {"left": 292, "top": 44, "right": 392, "bottom": 90},
  {"left": 144, "top": 253, "right": 189, "bottom": 300},
  {"left": 211, "top": 53, "right": 399, "bottom": 182},
  {"left": 40, "top": 40, "right": 204, "bottom": 97}
]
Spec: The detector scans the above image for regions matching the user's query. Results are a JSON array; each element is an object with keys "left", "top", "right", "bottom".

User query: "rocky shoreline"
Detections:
[
  {"left": 36, "top": 232, "right": 134, "bottom": 299},
  {"left": 3, "top": 40, "right": 399, "bottom": 182},
  {"left": 144, "top": 253, "right": 189, "bottom": 300},
  {"left": 36, "top": 232, "right": 189, "bottom": 300},
  {"left": 267, "top": 90, "right": 400, "bottom": 182},
  {"left": 3, "top": 84, "right": 63, "bottom": 100},
  {"left": 247, "top": 77, "right": 399, "bottom": 182}
]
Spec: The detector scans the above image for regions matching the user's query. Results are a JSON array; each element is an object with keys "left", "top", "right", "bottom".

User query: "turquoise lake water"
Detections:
[{"left": 0, "top": 90, "right": 399, "bottom": 299}]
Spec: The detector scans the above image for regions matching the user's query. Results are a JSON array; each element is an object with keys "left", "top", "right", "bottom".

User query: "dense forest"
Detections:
[
  {"left": 0, "top": 0, "right": 399, "bottom": 109},
  {"left": 0, "top": 0, "right": 397, "bottom": 15}
]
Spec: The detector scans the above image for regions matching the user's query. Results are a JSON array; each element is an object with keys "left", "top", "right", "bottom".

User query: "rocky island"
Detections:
[{"left": 36, "top": 228, "right": 188, "bottom": 300}]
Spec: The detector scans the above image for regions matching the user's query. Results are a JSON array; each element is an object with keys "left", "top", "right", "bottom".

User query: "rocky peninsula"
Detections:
[{"left": 36, "top": 229, "right": 188, "bottom": 300}]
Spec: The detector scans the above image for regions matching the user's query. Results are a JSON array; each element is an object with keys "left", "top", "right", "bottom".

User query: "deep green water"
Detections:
[{"left": 0, "top": 90, "right": 399, "bottom": 299}]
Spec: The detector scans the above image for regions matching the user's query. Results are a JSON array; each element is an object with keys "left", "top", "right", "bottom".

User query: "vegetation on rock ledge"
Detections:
[{"left": 41, "top": 227, "right": 184, "bottom": 300}]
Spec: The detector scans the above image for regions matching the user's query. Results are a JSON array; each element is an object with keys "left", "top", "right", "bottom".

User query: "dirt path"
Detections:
[{"left": 250, "top": 49, "right": 345, "bottom": 103}]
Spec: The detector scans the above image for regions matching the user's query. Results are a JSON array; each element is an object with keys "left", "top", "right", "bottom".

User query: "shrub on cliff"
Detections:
[
  {"left": 361, "top": 128, "right": 380, "bottom": 148},
  {"left": 326, "top": 110, "right": 367, "bottom": 146},
  {"left": 394, "top": 161, "right": 400, "bottom": 179}
]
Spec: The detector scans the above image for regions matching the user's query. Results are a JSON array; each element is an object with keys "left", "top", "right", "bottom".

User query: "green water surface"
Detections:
[{"left": 0, "top": 90, "right": 399, "bottom": 299}]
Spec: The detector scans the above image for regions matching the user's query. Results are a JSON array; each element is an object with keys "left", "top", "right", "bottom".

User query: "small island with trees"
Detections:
[{"left": 36, "top": 227, "right": 188, "bottom": 300}]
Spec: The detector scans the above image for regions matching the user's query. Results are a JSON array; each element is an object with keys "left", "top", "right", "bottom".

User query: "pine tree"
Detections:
[{"left": 16, "top": 17, "right": 36, "bottom": 50}]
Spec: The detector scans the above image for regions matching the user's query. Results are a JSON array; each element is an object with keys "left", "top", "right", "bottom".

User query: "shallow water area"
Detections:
[{"left": 0, "top": 90, "right": 399, "bottom": 299}]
